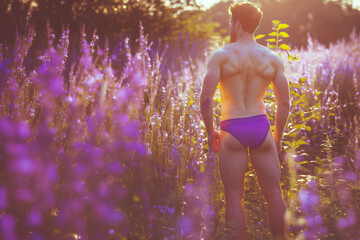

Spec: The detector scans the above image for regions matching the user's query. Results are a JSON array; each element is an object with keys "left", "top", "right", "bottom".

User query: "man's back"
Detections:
[{"left": 218, "top": 41, "right": 279, "bottom": 120}]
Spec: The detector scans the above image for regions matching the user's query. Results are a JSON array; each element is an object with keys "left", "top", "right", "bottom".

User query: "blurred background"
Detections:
[
  {"left": 2, "top": 0, "right": 360, "bottom": 81},
  {"left": 1, "top": 0, "right": 360, "bottom": 49}
]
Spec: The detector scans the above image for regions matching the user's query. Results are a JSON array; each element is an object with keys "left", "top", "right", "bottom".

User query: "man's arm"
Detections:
[
  {"left": 200, "top": 51, "right": 221, "bottom": 134},
  {"left": 272, "top": 56, "right": 290, "bottom": 153}
]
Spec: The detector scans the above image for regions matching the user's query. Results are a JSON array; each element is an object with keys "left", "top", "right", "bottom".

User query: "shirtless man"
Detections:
[{"left": 200, "top": 2, "right": 290, "bottom": 239}]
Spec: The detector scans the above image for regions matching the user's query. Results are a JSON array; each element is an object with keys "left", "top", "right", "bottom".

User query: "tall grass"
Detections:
[{"left": 0, "top": 17, "right": 360, "bottom": 239}]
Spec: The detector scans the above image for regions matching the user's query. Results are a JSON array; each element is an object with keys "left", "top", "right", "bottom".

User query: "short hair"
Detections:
[{"left": 228, "top": 2, "right": 263, "bottom": 34}]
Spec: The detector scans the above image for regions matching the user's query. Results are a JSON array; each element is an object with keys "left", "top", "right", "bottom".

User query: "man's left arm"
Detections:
[{"left": 200, "top": 51, "right": 221, "bottom": 152}]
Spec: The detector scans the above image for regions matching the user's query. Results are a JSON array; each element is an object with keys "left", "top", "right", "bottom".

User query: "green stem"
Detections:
[{"left": 276, "top": 27, "right": 279, "bottom": 52}]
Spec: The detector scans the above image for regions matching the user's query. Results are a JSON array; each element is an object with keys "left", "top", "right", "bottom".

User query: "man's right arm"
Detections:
[{"left": 272, "top": 56, "right": 290, "bottom": 153}]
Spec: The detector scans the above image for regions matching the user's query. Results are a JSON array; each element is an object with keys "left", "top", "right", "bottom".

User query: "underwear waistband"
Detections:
[{"left": 221, "top": 114, "right": 268, "bottom": 128}]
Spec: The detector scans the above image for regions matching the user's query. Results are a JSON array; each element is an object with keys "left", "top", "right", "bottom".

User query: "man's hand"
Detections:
[{"left": 208, "top": 129, "right": 221, "bottom": 153}]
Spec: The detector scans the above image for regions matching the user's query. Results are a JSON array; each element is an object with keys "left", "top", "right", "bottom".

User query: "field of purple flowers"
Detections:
[{"left": 0, "top": 17, "right": 360, "bottom": 239}]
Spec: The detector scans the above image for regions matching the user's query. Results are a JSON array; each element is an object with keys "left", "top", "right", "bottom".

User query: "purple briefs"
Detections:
[{"left": 220, "top": 114, "right": 270, "bottom": 148}]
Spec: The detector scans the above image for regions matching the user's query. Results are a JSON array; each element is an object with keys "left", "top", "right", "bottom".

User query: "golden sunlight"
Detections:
[
  {"left": 197, "top": 0, "right": 360, "bottom": 9},
  {"left": 197, "top": 0, "right": 221, "bottom": 9},
  {"left": 353, "top": 0, "right": 360, "bottom": 8}
]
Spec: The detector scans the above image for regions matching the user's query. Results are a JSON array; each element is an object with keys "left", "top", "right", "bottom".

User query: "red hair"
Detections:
[{"left": 228, "top": 2, "right": 263, "bottom": 34}]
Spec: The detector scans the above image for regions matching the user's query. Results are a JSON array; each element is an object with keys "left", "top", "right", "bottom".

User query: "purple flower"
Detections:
[
  {"left": 178, "top": 216, "right": 193, "bottom": 236},
  {"left": 184, "top": 183, "right": 194, "bottom": 197},
  {"left": 6, "top": 143, "right": 27, "bottom": 157},
  {"left": 299, "top": 189, "right": 319, "bottom": 211},
  {"left": 37, "top": 48, "right": 65, "bottom": 97},
  {"left": 307, "top": 180, "right": 317, "bottom": 189},
  {"left": 27, "top": 209, "right": 43, "bottom": 227},
  {"left": 202, "top": 204, "right": 215, "bottom": 218},
  {"left": 116, "top": 88, "right": 133, "bottom": 101},
  {"left": 108, "top": 162, "right": 126, "bottom": 174},
  {"left": 0, "top": 214, "right": 16, "bottom": 239},
  {"left": 305, "top": 213, "right": 323, "bottom": 227},
  {"left": 17, "top": 121, "right": 31, "bottom": 139},
  {"left": 10, "top": 157, "right": 36, "bottom": 175},
  {"left": 303, "top": 229, "right": 316, "bottom": 240},
  {"left": 46, "top": 164, "right": 58, "bottom": 183},
  {"left": 337, "top": 209, "right": 357, "bottom": 229},
  {"left": 123, "top": 120, "right": 139, "bottom": 139},
  {"left": 131, "top": 70, "right": 147, "bottom": 88},
  {"left": 344, "top": 171, "right": 357, "bottom": 182},
  {"left": 134, "top": 143, "right": 146, "bottom": 156},
  {"left": 0, "top": 118, "right": 15, "bottom": 137}
]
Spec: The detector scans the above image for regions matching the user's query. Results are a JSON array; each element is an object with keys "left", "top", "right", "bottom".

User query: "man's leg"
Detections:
[
  {"left": 220, "top": 131, "right": 249, "bottom": 239},
  {"left": 249, "top": 129, "right": 288, "bottom": 240}
]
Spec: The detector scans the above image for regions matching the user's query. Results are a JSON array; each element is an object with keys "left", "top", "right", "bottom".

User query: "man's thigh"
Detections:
[
  {"left": 219, "top": 131, "right": 249, "bottom": 190},
  {"left": 249, "top": 130, "right": 281, "bottom": 193}
]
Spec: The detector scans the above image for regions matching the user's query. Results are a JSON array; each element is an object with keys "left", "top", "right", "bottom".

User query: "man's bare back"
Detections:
[
  {"left": 202, "top": 36, "right": 289, "bottom": 153},
  {"left": 216, "top": 41, "right": 280, "bottom": 120}
]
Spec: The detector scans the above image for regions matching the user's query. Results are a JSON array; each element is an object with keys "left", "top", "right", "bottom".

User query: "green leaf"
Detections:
[
  {"left": 188, "top": 99, "right": 194, "bottom": 106},
  {"left": 278, "top": 23, "right": 290, "bottom": 30},
  {"left": 280, "top": 44, "right": 291, "bottom": 50},
  {"left": 299, "top": 77, "right": 307, "bottom": 83},
  {"left": 279, "top": 32, "right": 290, "bottom": 38},
  {"left": 272, "top": 20, "right": 281, "bottom": 25},
  {"left": 287, "top": 53, "right": 299, "bottom": 61},
  {"left": 265, "top": 38, "right": 276, "bottom": 42},
  {"left": 296, "top": 161, "right": 310, "bottom": 165},
  {"left": 268, "top": 32, "right": 277, "bottom": 36},
  {"left": 295, "top": 140, "right": 308, "bottom": 146},
  {"left": 268, "top": 44, "right": 276, "bottom": 49},
  {"left": 255, "top": 34, "right": 266, "bottom": 40}
]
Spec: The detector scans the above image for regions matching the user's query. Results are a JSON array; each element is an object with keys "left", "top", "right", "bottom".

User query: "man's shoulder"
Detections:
[
  {"left": 269, "top": 51, "right": 284, "bottom": 68},
  {"left": 210, "top": 47, "right": 229, "bottom": 58},
  {"left": 256, "top": 44, "right": 278, "bottom": 57},
  {"left": 208, "top": 47, "right": 228, "bottom": 65},
  {"left": 258, "top": 45, "right": 283, "bottom": 66}
]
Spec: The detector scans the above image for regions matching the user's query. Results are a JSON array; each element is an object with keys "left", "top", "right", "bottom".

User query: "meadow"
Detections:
[{"left": 0, "top": 16, "right": 360, "bottom": 239}]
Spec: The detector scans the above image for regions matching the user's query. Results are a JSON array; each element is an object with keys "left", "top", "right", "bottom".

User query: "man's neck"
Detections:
[{"left": 236, "top": 32, "right": 255, "bottom": 44}]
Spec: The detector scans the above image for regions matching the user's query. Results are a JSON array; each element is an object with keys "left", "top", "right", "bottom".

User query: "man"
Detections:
[{"left": 200, "top": 2, "right": 290, "bottom": 239}]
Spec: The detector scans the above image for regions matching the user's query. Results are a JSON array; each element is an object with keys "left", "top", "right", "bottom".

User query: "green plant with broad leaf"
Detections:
[{"left": 256, "top": 20, "right": 299, "bottom": 61}]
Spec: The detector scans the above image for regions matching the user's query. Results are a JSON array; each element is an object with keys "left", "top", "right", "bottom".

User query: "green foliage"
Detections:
[
  {"left": 254, "top": 34, "right": 266, "bottom": 40},
  {"left": 256, "top": 19, "right": 299, "bottom": 62},
  {"left": 0, "top": 0, "right": 208, "bottom": 53},
  {"left": 265, "top": 20, "right": 290, "bottom": 51},
  {"left": 209, "top": 0, "right": 360, "bottom": 48}
]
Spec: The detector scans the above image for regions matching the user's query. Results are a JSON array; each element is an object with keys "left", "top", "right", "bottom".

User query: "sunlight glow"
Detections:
[
  {"left": 197, "top": 0, "right": 220, "bottom": 9},
  {"left": 353, "top": 0, "right": 360, "bottom": 8},
  {"left": 197, "top": 0, "right": 360, "bottom": 9}
]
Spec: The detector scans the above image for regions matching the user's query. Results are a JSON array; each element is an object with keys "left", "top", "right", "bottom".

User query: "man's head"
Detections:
[{"left": 228, "top": 2, "right": 263, "bottom": 42}]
